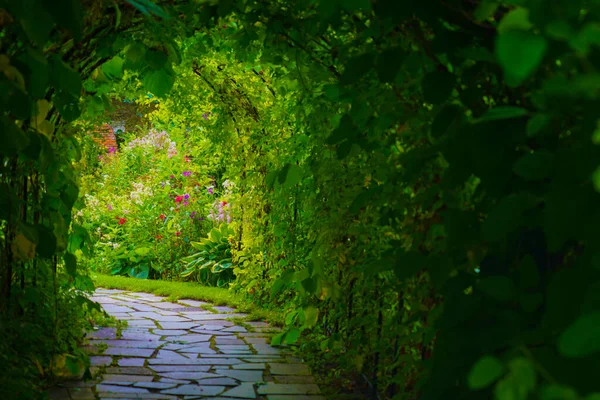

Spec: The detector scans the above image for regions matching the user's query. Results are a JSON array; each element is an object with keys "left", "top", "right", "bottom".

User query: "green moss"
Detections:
[{"left": 91, "top": 274, "right": 284, "bottom": 325}]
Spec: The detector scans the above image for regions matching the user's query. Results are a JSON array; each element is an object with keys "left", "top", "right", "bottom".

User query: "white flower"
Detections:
[{"left": 112, "top": 243, "right": 120, "bottom": 249}]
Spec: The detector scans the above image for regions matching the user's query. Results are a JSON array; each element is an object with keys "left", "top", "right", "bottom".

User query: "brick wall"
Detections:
[{"left": 93, "top": 123, "right": 118, "bottom": 151}]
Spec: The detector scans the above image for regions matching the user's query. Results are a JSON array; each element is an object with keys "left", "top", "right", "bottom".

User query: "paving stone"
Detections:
[
  {"left": 197, "top": 377, "right": 238, "bottom": 386},
  {"left": 129, "top": 304, "right": 161, "bottom": 312},
  {"left": 152, "top": 329, "right": 188, "bottom": 336},
  {"left": 96, "top": 384, "right": 151, "bottom": 394},
  {"left": 215, "top": 338, "right": 246, "bottom": 345},
  {"left": 103, "top": 347, "right": 154, "bottom": 357},
  {"left": 188, "top": 313, "right": 243, "bottom": 321},
  {"left": 251, "top": 344, "right": 283, "bottom": 355},
  {"left": 222, "top": 382, "right": 257, "bottom": 398},
  {"left": 90, "top": 356, "right": 113, "bottom": 366},
  {"left": 158, "top": 372, "right": 222, "bottom": 380},
  {"left": 149, "top": 357, "right": 241, "bottom": 365},
  {"left": 102, "top": 374, "right": 154, "bottom": 382},
  {"left": 222, "top": 325, "right": 247, "bottom": 333},
  {"left": 233, "top": 363, "right": 266, "bottom": 370},
  {"left": 214, "top": 369, "right": 263, "bottom": 382},
  {"left": 103, "top": 305, "right": 134, "bottom": 313},
  {"left": 257, "top": 384, "right": 321, "bottom": 395},
  {"left": 160, "top": 377, "right": 191, "bottom": 383},
  {"left": 176, "top": 345, "right": 216, "bottom": 355},
  {"left": 88, "top": 327, "right": 117, "bottom": 340},
  {"left": 156, "top": 349, "right": 190, "bottom": 360},
  {"left": 160, "top": 384, "right": 226, "bottom": 396},
  {"left": 162, "top": 333, "right": 211, "bottom": 343},
  {"left": 91, "top": 339, "right": 161, "bottom": 348},
  {"left": 133, "top": 382, "right": 178, "bottom": 389},
  {"left": 105, "top": 367, "right": 154, "bottom": 376},
  {"left": 217, "top": 345, "right": 251, "bottom": 351},
  {"left": 191, "top": 329, "right": 232, "bottom": 336},
  {"left": 213, "top": 306, "right": 237, "bottom": 313},
  {"left": 116, "top": 358, "right": 147, "bottom": 368},
  {"left": 150, "top": 365, "right": 211, "bottom": 372},
  {"left": 177, "top": 299, "right": 208, "bottom": 307},
  {"left": 157, "top": 322, "right": 198, "bottom": 330},
  {"left": 127, "top": 319, "right": 157, "bottom": 328},
  {"left": 268, "top": 363, "right": 311, "bottom": 375},
  {"left": 152, "top": 302, "right": 185, "bottom": 310}
]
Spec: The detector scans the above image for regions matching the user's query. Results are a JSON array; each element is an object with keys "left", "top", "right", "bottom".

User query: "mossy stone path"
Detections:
[{"left": 48, "top": 288, "right": 323, "bottom": 400}]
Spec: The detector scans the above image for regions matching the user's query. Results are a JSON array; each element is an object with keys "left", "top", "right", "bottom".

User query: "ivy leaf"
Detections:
[
  {"left": 558, "top": 312, "right": 600, "bottom": 357},
  {"left": 496, "top": 31, "right": 548, "bottom": 87},
  {"left": 142, "top": 69, "right": 174, "bottom": 97},
  {"left": 63, "top": 252, "right": 77, "bottom": 277},
  {"left": 422, "top": 71, "right": 456, "bottom": 104},
  {"left": 467, "top": 355, "right": 504, "bottom": 389}
]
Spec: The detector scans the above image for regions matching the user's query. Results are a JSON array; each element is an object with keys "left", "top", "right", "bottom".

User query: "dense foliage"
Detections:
[{"left": 3, "top": 0, "right": 600, "bottom": 398}]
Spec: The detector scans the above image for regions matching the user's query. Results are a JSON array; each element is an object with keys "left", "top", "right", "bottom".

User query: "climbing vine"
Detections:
[{"left": 2, "top": 0, "right": 600, "bottom": 398}]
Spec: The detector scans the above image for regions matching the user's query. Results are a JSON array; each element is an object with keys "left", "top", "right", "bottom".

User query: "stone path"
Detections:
[{"left": 48, "top": 288, "right": 324, "bottom": 400}]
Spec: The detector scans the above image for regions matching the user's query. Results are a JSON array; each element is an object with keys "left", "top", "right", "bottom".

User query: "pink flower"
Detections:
[
  {"left": 109, "top": 147, "right": 116, "bottom": 153},
  {"left": 175, "top": 231, "right": 181, "bottom": 236},
  {"left": 107, "top": 204, "right": 113, "bottom": 211},
  {"left": 175, "top": 196, "right": 183, "bottom": 203}
]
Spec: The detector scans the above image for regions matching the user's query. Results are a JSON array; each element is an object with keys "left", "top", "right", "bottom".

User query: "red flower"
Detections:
[
  {"left": 115, "top": 216, "right": 120, "bottom": 220},
  {"left": 159, "top": 214, "right": 166, "bottom": 220},
  {"left": 175, "top": 196, "right": 183, "bottom": 203},
  {"left": 156, "top": 235, "right": 163, "bottom": 240},
  {"left": 118, "top": 218, "right": 126, "bottom": 225},
  {"left": 175, "top": 231, "right": 181, "bottom": 236},
  {"left": 221, "top": 201, "right": 227, "bottom": 206}
]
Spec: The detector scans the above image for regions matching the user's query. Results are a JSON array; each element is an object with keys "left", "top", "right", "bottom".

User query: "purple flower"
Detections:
[
  {"left": 109, "top": 147, "right": 116, "bottom": 153},
  {"left": 207, "top": 187, "right": 214, "bottom": 195},
  {"left": 199, "top": 217, "right": 204, "bottom": 221},
  {"left": 190, "top": 211, "right": 196, "bottom": 219},
  {"left": 107, "top": 204, "right": 113, "bottom": 211},
  {"left": 183, "top": 194, "right": 190, "bottom": 200},
  {"left": 183, "top": 171, "right": 192, "bottom": 177},
  {"left": 183, "top": 201, "right": 189, "bottom": 206},
  {"left": 202, "top": 113, "right": 209, "bottom": 120}
]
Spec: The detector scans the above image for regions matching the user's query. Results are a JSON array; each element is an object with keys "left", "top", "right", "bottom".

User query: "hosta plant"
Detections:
[{"left": 180, "top": 224, "right": 234, "bottom": 287}]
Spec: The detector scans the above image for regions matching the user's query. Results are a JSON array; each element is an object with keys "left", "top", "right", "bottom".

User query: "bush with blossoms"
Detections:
[{"left": 76, "top": 129, "right": 233, "bottom": 280}]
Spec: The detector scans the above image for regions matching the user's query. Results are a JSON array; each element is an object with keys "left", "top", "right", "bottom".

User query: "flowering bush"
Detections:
[{"left": 76, "top": 129, "right": 233, "bottom": 280}]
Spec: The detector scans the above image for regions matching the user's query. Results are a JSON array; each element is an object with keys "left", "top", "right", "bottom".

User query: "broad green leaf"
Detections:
[
  {"left": 539, "top": 384, "right": 578, "bottom": 400},
  {"left": 496, "top": 31, "right": 547, "bottom": 87},
  {"left": 467, "top": 355, "right": 504, "bottom": 389},
  {"left": 517, "top": 256, "right": 539, "bottom": 289},
  {"left": 421, "top": 71, "right": 456, "bottom": 104},
  {"left": 63, "top": 252, "right": 77, "bottom": 277},
  {"left": 146, "top": 50, "right": 168, "bottom": 70},
  {"left": 51, "top": 57, "right": 81, "bottom": 96},
  {"left": 494, "top": 358, "right": 536, "bottom": 400},
  {"left": 526, "top": 113, "right": 551, "bottom": 137},
  {"left": 513, "top": 150, "right": 555, "bottom": 180},
  {"left": 376, "top": 48, "right": 405, "bottom": 83},
  {"left": 478, "top": 106, "right": 528, "bottom": 122},
  {"left": 340, "top": 53, "right": 375, "bottom": 85},
  {"left": 284, "top": 165, "right": 303, "bottom": 187},
  {"left": 102, "top": 56, "right": 124, "bottom": 79},
  {"left": 497, "top": 8, "right": 532, "bottom": 33},
  {"left": 474, "top": 0, "right": 499, "bottom": 22},
  {"left": 53, "top": 90, "right": 81, "bottom": 122},
  {"left": 284, "top": 328, "right": 301, "bottom": 344},
  {"left": 304, "top": 306, "right": 319, "bottom": 328},
  {"left": 142, "top": 69, "right": 174, "bottom": 97},
  {"left": 431, "top": 104, "right": 463, "bottom": 138},
  {"left": 558, "top": 312, "right": 600, "bottom": 357}
]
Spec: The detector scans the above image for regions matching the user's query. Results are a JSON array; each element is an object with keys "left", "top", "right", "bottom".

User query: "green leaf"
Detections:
[
  {"left": 517, "top": 256, "right": 539, "bottom": 289},
  {"left": 513, "top": 150, "right": 555, "bottom": 180},
  {"left": 0, "top": 116, "right": 30, "bottom": 155},
  {"left": 63, "top": 252, "right": 77, "bottom": 277},
  {"left": 497, "top": 8, "right": 533, "bottom": 33},
  {"left": 477, "top": 106, "right": 528, "bottom": 122},
  {"left": 271, "top": 332, "right": 284, "bottom": 346},
  {"left": 431, "top": 104, "right": 463, "bottom": 138},
  {"left": 558, "top": 312, "right": 600, "bottom": 357},
  {"left": 467, "top": 355, "right": 504, "bottom": 389},
  {"left": 53, "top": 90, "right": 81, "bottom": 122},
  {"left": 494, "top": 358, "right": 536, "bottom": 400},
  {"left": 145, "top": 50, "right": 168, "bottom": 70},
  {"left": 482, "top": 193, "right": 536, "bottom": 242},
  {"left": 11, "top": 1, "right": 54, "bottom": 47},
  {"left": 496, "top": 31, "right": 548, "bottom": 87},
  {"left": 36, "top": 225, "right": 57, "bottom": 258},
  {"left": 539, "top": 384, "right": 578, "bottom": 400},
  {"left": 304, "top": 306, "right": 319, "bottom": 328},
  {"left": 421, "top": 71, "right": 456, "bottom": 104},
  {"left": 340, "top": 0, "right": 372, "bottom": 13},
  {"left": 284, "top": 328, "right": 301, "bottom": 344},
  {"left": 526, "top": 113, "right": 551, "bottom": 137},
  {"left": 474, "top": 0, "right": 499, "bottom": 22},
  {"left": 42, "top": 0, "right": 83, "bottom": 40},
  {"left": 126, "top": 43, "right": 146, "bottom": 63},
  {"left": 142, "top": 69, "right": 174, "bottom": 97},
  {"left": 479, "top": 276, "right": 517, "bottom": 301},
  {"left": 51, "top": 56, "right": 81, "bottom": 96},
  {"left": 326, "top": 114, "right": 356, "bottom": 145},
  {"left": 284, "top": 165, "right": 303, "bottom": 187},
  {"left": 102, "top": 56, "right": 124, "bottom": 79}
]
